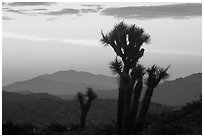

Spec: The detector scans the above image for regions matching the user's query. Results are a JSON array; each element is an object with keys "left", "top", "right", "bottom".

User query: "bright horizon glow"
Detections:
[
  {"left": 2, "top": 2, "right": 202, "bottom": 86},
  {"left": 3, "top": 31, "right": 201, "bottom": 56}
]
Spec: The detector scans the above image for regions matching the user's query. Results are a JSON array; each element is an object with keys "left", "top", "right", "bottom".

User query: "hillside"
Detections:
[
  {"left": 2, "top": 91, "right": 61, "bottom": 103},
  {"left": 3, "top": 70, "right": 117, "bottom": 95},
  {"left": 57, "top": 89, "right": 118, "bottom": 100},
  {"left": 150, "top": 73, "right": 202, "bottom": 106},
  {"left": 40, "top": 70, "right": 117, "bottom": 88},
  {"left": 3, "top": 71, "right": 202, "bottom": 106},
  {"left": 2, "top": 91, "right": 173, "bottom": 127},
  {"left": 142, "top": 99, "right": 202, "bottom": 135},
  {"left": 2, "top": 91, "right": 201, "bottom": 135}
]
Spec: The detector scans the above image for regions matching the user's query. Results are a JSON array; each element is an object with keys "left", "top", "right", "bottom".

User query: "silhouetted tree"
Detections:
[
  {"left": 76, "top": 87, "right": 97, "bottom": 128},
  {"left": 101, "top": 21, "right": 150, "bottom": 134},
  {"left": 101, "top": 22, "right": 171, "bottom": 134},
  {"left": 130, "top": 64, "right": 146, "bottom": 131},
  {"left": 137, "top": 65, "right": 170, "bottom": 133}
]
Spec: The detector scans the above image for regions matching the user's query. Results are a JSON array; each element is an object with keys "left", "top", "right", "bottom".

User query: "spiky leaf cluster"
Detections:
[
  {"left": 109, "top": 56, "right": 123, "bottom": 76},
  {"left": 146, "top": 65, "right": 170, "bottom": 88},
  {"left": 100, "top": 21, "right": 151, "bottom": 65},
  {"left": 85, "top": 87, "right": 97, "bottom": 100},
  {"left": 76, "top": 87, "right": 97, "bottom": 106},
  {"left": 131, "top": 64, "right": 146, "bottom": 83}
]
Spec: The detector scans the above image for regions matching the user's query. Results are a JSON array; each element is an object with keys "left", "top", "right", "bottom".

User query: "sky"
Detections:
[{"left": 2, "top": 2, "right": 202, "bottom": 86}]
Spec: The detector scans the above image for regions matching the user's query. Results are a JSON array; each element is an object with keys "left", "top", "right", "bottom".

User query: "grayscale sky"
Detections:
[{"left": 2, "top": 2, "right": 202, "bottom": 86}]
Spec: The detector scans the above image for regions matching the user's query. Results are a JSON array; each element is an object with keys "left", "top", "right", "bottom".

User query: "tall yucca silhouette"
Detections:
[
  {"left": 130, "top": 64, "right": 146, "bottom": 131},
  {"left": 137, "top": 65, "right": 170, "bottom": 133},
  {"left": 76, "top": 87, "right": 97, "bottom": 128},
  {"left": 101, "top": 21, "right": 150, "bottom": 134},
  {"left": 101, "top": 21, "right": 169, "bottom": 134}
]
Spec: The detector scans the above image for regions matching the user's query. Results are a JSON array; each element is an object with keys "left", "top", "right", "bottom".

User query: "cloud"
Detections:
[
  {"left": 3, "top": 32, "right": 51, "bottom": 41},
  {"left": 44, "top": 8, "right": 80, "bottom": 15},
  {"left": 81, "top": 8, "right": 98, "bottom": 13},
  {"left": 81, "top": 4, "right": 102, "bottom": 7},
  {"left": 4, "top": 9, "right": 35, "bottom": 16},
  {"left": 5, "top": 9, "right": 25, "bottom": 14},
  {"left": 9, "top": 2, "right": 54, "bottom": 6},
  {"left": 146, "top": 49, "right": 201, "bottom": 56},
  {"left": 2, "top": 16, "right": 13, "bottom": 20},
  {"left": 81, "top": 4, "right": 103, "bottom": 10},
  {"left": 44, "top": 7, "right": 102, "bottom": 16},
  {"left": 33, "top": 8, "right": 47, "bottom": 11},
  {"left": 3, "top": 32, "right": 200, "bottom": 56},
  {"left": 101, "top": 3, "right": 202, "bottom": 19},
  {"left": 3, "top": 3, "right": 103, "bottom": 18},
  {"left": 80, "top": 5, "right": 103, "bottom": 13},
  {"left": 3, "top": 32, "right": 199, "bottom": 56},
  {"left": 61, "top": 39, "right": 99, "bottom": 46},
  {"left": 3, "top": 32, "right": 99, "bottom": 46},
  {"left": 46, "top": 18, "right": 57, "bottom": 21}
]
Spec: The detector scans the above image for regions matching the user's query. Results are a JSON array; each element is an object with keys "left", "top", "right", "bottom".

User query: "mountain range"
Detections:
[
  {"left": 3, "top": 70, "right": 117, "bottom": 95},
  {"left": 3, "top": 70, "right": 202, "bottom": 106}
]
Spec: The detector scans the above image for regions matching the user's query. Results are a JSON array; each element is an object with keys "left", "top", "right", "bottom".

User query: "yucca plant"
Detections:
[
  {"left": 76, "top": 87, "right": 97, "bottom": 128},
  {"left": 130, "top": 64, "right": 146, "bottom": 131},
  {"left": 101, "top": 22, "right": 170, "bottom": 134},
  {"left": 101, "top": 21, "right": 150, "bottom": 134},
  {"left": 137, "top": 65, "right": 170, "bottom": 133}
]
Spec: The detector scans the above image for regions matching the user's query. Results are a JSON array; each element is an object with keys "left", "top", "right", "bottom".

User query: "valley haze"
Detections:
[
  {"left": 2, "top": 2, "right": 202, "bottom": 135},
  {"left": 3, "top": 70, "right": 202, "bottom": 106}
]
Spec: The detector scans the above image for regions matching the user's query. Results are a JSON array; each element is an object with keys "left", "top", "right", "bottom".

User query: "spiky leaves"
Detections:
[
  {"left": 127, "top": 24, "right": 150, "bottom": 50},
  {"left": 76, "top": 88, "right": 97, "bottom": 105},
  {"left": 100, "top": 21, "right": 150, "bottom": 65},
  {"left": 137, "top": 65, "right": 170, "bottom": 133},
  {"left": 157, "top": 65, "right": 170, "bottom": 83},
  {"left": 76, "top": 88, "right": 97, "bottom": 128},
  {"left": 146, "top": 65, "right": 170, "bottom": 88},
  {"left": 85, "top": 87, "right": 97, "bottom": 100},
  {"left": 100, "top": 22, "right": 151, "bottom": 134},
  {"left": 77, "top": 92, "right": 84, "bottom": 109},
  {"left": 131, "top": 64, "right": 146, "bottom": 84},
  {"left": 109, "top": 56, "right": 123, "bottom": 76}
]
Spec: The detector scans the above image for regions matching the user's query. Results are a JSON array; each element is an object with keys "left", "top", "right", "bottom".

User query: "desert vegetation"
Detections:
[
  {"left": 101, "top": 21, "right": 170, "bottom": 134},
  {"left": 2, "top": 97, "right": 201, "bottom": 135},
  {"left": 2, "top": 22, "right": 202, "bottom": 135},
  {"left": 76, "top": 87, "right": 97, "bottom": 128}
]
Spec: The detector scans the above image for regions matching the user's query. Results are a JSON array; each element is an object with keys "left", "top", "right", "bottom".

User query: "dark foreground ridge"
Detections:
[{"left": 2, "top": 91, "right": 201, "bottom": 135}]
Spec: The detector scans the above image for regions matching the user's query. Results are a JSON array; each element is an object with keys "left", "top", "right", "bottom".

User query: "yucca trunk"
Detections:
[
  {"left": 80, "top": 99, "right": 92, "bottom": 128},
  {"left": 117, "top": 66, "right": 130, "bottom": 134},
  {"left": 120, "top": 71, "right": 132, "bottom": 135},
  {"left": 117, "top": 87, "right": 124, "bottom": 134},
  {"left": 137, "top": 87, "right": 154, "bottom": 133},
  {"left": 80, "top": 109, "right": 88, "bottom": 128},
  {"left": 121, "top": 83, "right": 132, "bottom": 134},
  {"left": 131, "top": 79, "right": 143, "bottom": 132}
]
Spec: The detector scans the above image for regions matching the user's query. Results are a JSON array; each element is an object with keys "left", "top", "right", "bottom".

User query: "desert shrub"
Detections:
[
  {"left": 46, "top": 122, "right": 68, "bottom": 132},
  {"left": 2, "top": 121, "right": 36, "bottom": 135},
  {"left": 94, "top": 123, "right": 116, "bottom": 135},
  {"left": 155, "top": 123, "right": 183, "bottom": 135},
  {"left": 68, "top": 123, "right": 81, "bottom": 131},
  {"left": 142, "top": 98, "right": 202, "bottom": 135},
  {"left": 181, "top": 100, "right": 201, "bottom": 114}
]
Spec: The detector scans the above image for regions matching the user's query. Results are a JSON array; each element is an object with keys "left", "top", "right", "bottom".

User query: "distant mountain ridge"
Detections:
[
  {"left": 40, "top": 69, "right": 117, "bottom": 88},
  {"left": 3, "top": 70, "right": 117, "bottom": 95},
  {"left": 150, "top": 73, "right": 202, "bottom": 106},
  {"left": 2, "top": 70, "right": 202, "bottom": 106}
]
